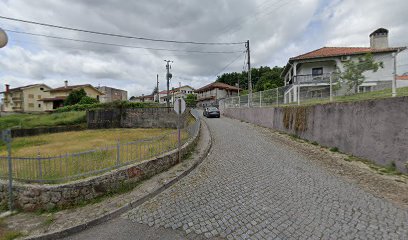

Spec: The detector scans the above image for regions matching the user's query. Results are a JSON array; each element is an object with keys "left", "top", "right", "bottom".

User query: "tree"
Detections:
[
  {"left": 64, "top": 88, "right": 87, "bottom": 106},
  {"left": 185, "top": 94, "right": 197, "bottom": 107},
  {"left": 152, "top": 86, "right": 158, "bottom": 95},
  {"left": 216, "top": 66, "right": 284, "bottom": 91},
  {"left": 340, "top": 53, "right": 383, "bottom": 93}
]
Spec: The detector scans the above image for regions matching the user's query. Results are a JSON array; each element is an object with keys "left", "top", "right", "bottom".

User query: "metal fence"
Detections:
[
  {"left": 0, "top": 109, "right": 200, "bottom": 184},
  {"left": 222, "top": 75, "right": 401, "bottom": 109}
]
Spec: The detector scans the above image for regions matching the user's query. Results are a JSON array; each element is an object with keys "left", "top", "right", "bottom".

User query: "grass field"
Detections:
[
  {"left": 0, "top": 111, "right": 86, "bottom": 130},
  {"left": 0, "top": 128, "right": 189, "bottom": 182}
]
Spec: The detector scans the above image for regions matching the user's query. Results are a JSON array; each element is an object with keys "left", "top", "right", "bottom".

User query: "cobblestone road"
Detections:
[{"left": 126, "top": 117, "right": 408, "bottom": 239}]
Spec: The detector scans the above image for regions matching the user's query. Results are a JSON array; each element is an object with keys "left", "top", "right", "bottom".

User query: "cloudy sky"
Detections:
[{"left": 0, "top": 0, "right": 408, "bottom": 97}]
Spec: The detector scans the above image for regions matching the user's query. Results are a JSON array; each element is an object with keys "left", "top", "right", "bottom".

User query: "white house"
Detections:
[
  {"left": 281, "top": 28, "right": 406, "bottom": 103},
  {"left": 195, "top": 82, "right": 239, "bottom": 107},
  {"left": 158, "top": 85, "right": 195, "bottom": 105}
]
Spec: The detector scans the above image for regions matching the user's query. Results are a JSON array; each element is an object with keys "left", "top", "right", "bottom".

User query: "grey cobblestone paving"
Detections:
[{"left": 126, "top": 117, "right": 408, "bottom": 239}]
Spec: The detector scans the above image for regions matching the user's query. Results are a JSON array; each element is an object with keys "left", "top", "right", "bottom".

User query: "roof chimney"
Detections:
[
  {"left": 370, "top": 28, "right": 389, "bottom": 49},
  {"left": 5, "top": 84, "right": 9, "bottom": 93},
  {"left": 64, "top": 80, "right": 68, "bottom": 88}
]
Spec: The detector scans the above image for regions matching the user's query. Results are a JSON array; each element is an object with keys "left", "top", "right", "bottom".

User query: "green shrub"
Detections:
[
  {"left": 64, "top": 88, "right": 87, "bottom": 106},
  {"left": 55, "top": 101, "right": 159, "bottom": 113},
  {"left": 329, "top": 147, "right": 339, "bottom": 152},
  {"left": 78, "top": 96, "right": 99, "bottom": 105}
]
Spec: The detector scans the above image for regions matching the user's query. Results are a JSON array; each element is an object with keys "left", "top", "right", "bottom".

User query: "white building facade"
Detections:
[{"left": 281, "top": 28, "right": 405, "bottom": 103}]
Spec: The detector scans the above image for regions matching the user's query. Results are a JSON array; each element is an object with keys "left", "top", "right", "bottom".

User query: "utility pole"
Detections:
[
  {"left": 246, "top": 40, "right": 252, "bottom": 107},
  {"left": 156, "top": 74, "right": 159, "bottom": 103},
  {"left": 164, "top": 60, "right": 173, "bottom": 108},
  {"left": 392, "top": 51, "right": 399, "bottom": 97}
]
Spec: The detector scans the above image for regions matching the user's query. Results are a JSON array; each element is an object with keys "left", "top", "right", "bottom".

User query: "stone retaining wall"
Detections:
[
  {"left": 0, "top": 113, "right": 200, "bottom": 211},
  {"left": 223, "top": 97, "right": 408, "bottom": 173},
  {"left": 87, "top": 108, "right": 189, "bottom": 129},
  {"left": 10, "top": 125, "right": 85, "bottom": 138}
]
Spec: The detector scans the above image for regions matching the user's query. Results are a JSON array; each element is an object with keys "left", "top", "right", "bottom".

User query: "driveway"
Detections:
[{"left": 66, "top": 115, "right": 408, "bottom": 240}]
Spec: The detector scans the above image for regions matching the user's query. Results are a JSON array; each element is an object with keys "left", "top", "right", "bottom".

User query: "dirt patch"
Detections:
[{"left": 254, "top": 124, "right": 408, "bottom": 209}]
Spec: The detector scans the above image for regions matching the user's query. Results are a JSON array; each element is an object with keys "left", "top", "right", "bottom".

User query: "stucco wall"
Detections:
[
  {"left": 297, "top": 61, "right": 337, "bottom": 75},
  {"left": 223, "top": 97, "right": 408, "bottom": 173}
]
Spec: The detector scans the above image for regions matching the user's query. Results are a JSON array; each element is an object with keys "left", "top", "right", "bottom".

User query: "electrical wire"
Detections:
[
  {"left": 213, "top": 53, "right": 246, "bottom": 77},
  {"left": 4, "top": 29, "right": 245, "bottom": 54},
  {"left": 0, "top": 15, "right": 246, "bottom": 45}
]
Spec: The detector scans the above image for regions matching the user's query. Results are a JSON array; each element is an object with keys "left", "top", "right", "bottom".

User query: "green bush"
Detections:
[
  {"left": 64, "top": 88, "right": 87, "bottom": 106},
  {"left": 54, "top": 101, "right": 159, "bottom": 113},
  {"left": 78, "top": 96, "right": 99, "bottom": 105}
]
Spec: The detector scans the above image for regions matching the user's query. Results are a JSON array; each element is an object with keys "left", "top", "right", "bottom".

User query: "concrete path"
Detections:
[{"left": 66, "top": 116, "right": 408, "bottom": 240}]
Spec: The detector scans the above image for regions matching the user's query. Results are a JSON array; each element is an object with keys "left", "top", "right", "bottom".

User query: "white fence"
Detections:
[{"left": 222, "top": 75, "right": 395, "bottom": 109}]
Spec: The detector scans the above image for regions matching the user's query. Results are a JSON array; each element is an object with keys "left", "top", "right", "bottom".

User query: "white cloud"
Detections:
[{"left": 0, "top": 0, "right": 407, "bottom": 97}]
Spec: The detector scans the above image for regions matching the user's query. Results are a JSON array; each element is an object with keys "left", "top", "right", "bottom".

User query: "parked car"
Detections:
[{"left": 203, "top": 107, "right": 220, "bottom": 118}]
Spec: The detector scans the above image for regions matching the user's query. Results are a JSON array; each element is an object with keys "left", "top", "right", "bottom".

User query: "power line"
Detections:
[
  {"left": 213, "top": 53, "right": 245, "bottom": 77},
  {"left": 5, "top": 29, "right": 244, "bottom": 54},
  {"left": 0, "top": 15, "right": 246, "bottom": 45}
]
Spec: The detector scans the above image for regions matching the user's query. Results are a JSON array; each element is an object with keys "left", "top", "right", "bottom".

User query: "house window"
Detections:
[
  {"left": 28, "top": 94, "right": 34, "bottom": 99},
  {"left": 312, "top": 67, "right": 323, "bottom": 76},
  {"left": 38, "top": 104, "right": 41, "bottom": 108},
  {"left": 38, "top": 95, "right": 42, "bottom": 99},
  {"left": 28, "top": 103, "right": 34, "bottom": 108},
  {"left": 359, "top": 86, "right": 372, "bottom": 93},
  {"left": 40, "top": 87, "right": 44, "bottom": 91}
]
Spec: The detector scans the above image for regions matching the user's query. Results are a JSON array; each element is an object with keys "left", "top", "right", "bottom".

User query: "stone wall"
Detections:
[
  {"left": 87, "top": 108, "right": 189, "bottom": 129},
  {"left": 223, "top": 97, "right": 408, "bottom": 173},
  {"left": 0, "top": 112, "right": 199, "bottom": 211},
  {"left": 10, "top": 125, "right": 85, "bottom": 138}
]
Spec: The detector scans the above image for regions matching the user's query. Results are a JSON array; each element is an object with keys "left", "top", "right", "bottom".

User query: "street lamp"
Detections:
[{"left": 0, "top": 28, "right": 8, "bottom": 48}]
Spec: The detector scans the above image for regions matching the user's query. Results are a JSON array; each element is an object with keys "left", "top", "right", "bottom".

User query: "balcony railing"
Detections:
[{"left": 292, "top": 73, "right": 337, "bottom": 84}]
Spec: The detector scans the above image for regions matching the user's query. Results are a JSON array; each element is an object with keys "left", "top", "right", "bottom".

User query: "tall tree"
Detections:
[{"left": 340, "top": 53, "right": 383, "bottom": 93}]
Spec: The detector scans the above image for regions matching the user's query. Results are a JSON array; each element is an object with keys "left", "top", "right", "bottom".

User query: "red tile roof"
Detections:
[
  {"left": 49, "top": 84, "right": 104, "bottom": 95},
  {"left": 134, "top": 94, "right": 154, "bottom": 99},
  {"left": 290, "top": 47, "right": 403, "bottom": 61},
  {"left": 195, "top": 82, "right": 239, "bottom": 93},
  {"left": 397, "top": 75, "right": 408, "bottom": 80},
  {"left": 0, "top": 84, "right": 51, "bottom": 93}
]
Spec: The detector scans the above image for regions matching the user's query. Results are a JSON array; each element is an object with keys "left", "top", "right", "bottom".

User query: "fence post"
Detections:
[
  {"left": 116, "top": 140, "right": 120, "bottom": 166},
  {"left": 276, "top": 88, "right": 279, "bottom": 106},
  {"left": 2, "top": 129, "right": 14, "bottom": 211},
  {"left": 37, "top": 149, "right": 42, "bottom": 179},
  {"left": 259, "top": 91, "right": 262, "bottom": 107},
  {"left": 329, "top": 75, "right": 333, "bottom": 102},
  {"left": 238, "top": 96, "right": 241, "bottom": 108},
  {"left": 297, "top": 82, "right": 301, "bottom": 106}
]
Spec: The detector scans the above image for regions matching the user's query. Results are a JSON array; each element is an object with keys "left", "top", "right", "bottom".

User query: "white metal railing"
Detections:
[{"left": 221, "top": 75, "right": 397, "bottom": 109}]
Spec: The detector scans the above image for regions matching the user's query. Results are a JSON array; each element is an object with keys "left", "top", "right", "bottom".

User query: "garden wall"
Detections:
[
  {"left": 223, "top": 96, "right": 408, "bottom": 173},
  {"left": 10, "top": 125, "right": 85, "bottom": 138},
  {"left": 0, "top": 113, "right": 200, "bottom": 211},
  {"left": 87, "top": 108, "right": 189, "bottom": 129}
]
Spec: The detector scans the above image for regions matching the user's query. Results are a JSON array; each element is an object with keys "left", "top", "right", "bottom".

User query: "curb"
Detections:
[{"left": 26, "top": 119, "right": 212, "bottom": 240}]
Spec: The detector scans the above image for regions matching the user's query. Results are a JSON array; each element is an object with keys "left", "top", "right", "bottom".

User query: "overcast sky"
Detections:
[{"left": 0, "top": 0, "right": 408, "bottom": 97}]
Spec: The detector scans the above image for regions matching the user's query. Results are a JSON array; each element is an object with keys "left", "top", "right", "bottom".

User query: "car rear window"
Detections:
[{"left": 208, "top": 107, "right": 218, "bottom": 111}]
